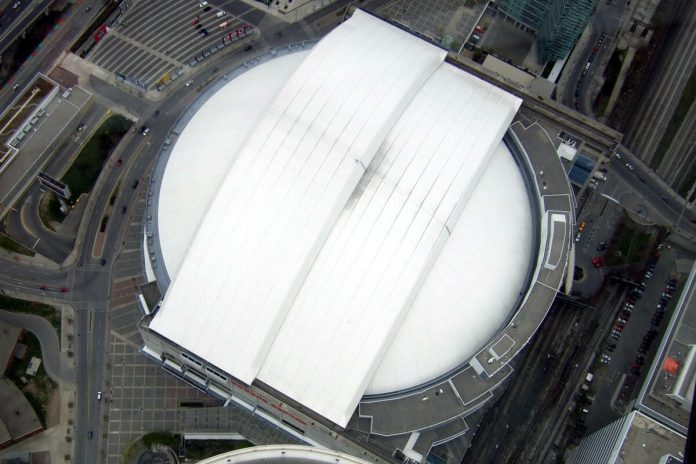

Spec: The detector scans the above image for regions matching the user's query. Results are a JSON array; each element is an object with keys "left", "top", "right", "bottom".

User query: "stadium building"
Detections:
[{"left": 137, "top": 10, "right": 575, "bottom": 463}]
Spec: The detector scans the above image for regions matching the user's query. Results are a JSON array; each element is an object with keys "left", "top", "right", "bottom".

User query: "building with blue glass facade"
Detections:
[{"left": 497, "top": 0, "right": 598, "bottom": 61}]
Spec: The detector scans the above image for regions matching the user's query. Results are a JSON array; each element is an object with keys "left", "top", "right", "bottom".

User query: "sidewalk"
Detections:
[
  {"left": 0, "top": 304, "right": 77, "bottom": 463},
  {"left": 0, "top": 247, "right": 62, "bottom": 270},
  {"left": 60, "top": 53, "right": 145, "bottom": 117}
]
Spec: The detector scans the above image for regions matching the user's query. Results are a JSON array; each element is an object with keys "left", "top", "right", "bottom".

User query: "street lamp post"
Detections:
[{"left": 676, "top": 181, "right": 696, "bottom": 232}]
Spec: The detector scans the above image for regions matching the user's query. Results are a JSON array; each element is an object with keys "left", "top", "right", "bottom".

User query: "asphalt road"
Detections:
[
  {"left": 63, "top": 4, "right": 354, "bottom": 460},
  {"left": 608, "top": 147, "right": 696, "bottom": 236},
  {"left": 0, "top": 309, "right": 75, "bottom": 384},
  {"left": 618, "top": 0, "right": 696, "bottom": 188},
  {"left": 1, "top": 107, "right": 108, "bottom": 262},
  {"left": 0, "top": 0, "right": 100, "bottom": 104},
  {"left": 561, "top": 0, "right": 627, "bottom": 114},
  {"left": 0, "top": 0, "right": 690, "bottom": 462},
  {"left": 0, "top": 0, "right": 54, "bottom": 56}
]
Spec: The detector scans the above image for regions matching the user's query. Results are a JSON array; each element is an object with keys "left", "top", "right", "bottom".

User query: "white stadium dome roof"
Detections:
[{"left": 150, "top": 10, "right": 531, "bottom": 427}]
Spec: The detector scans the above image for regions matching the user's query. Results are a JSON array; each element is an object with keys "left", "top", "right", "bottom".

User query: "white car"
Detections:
[
  {"left": 97, "top": 391, "right": 102, "bottom": 400},
  {"left": 199, "top": 1, "right": 208, "bottom": 6},
  {"left": 185, "top": 80, "right": 194, "bottom": 87}
]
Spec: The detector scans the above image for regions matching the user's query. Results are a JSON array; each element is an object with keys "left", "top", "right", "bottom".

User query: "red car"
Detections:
[
  {"left": 59, "top": 287, "right": 69, "bottom": 293},
  {"left": 115, "top": 159, "right": 122, "bottom": 167},
  {"left": 191, "top": 17, "right": 200, "bottom": 25},
  {"left": 592, "top": 256, "right": 604, "bottom": 268}
]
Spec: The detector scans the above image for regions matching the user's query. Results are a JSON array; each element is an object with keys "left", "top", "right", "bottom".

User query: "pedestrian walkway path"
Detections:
[{"left": 0, "top": 310, "right": 75, "bottom": 385}]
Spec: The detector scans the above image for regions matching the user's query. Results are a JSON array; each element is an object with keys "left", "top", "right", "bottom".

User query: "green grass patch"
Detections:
[
  {"left": 0, "top": 232, "right": 35, "bottom": 256},
  {"left": 184, "top": 439, "right": 253, "bottom": 460},
  {"left": 0, "top": 294, "right": 60, "bottom": 338},
  {"left": 604, "top": 214, "right": 655, "bottom": 266},
  {"left": 60, "top": 115, "right": 133, "bottom": 205},
  {"left": 122, "top": 439, "right": 147, "bottom": 464},
  {"left": 142, "top": 431, "right": 180, "bottom": 449},
  {"left": 5, "top": 331, "right": 58, "bottom": 426},
  {"left": 44, "top": 194, "right": 64, "bottom": 225},
  {"left": 651, "top": 65, "right": 696, "bottom": 169},
  {"left": 123, "top": 432, "right": 181, "bottom": 463}
]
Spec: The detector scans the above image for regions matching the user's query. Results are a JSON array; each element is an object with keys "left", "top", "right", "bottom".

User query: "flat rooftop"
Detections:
[
  {"left": 619, "top": 411, "right": 685, "bottom": 463},
  {"left": 636, "top": 259, "right": 696, "bottom": 433}
]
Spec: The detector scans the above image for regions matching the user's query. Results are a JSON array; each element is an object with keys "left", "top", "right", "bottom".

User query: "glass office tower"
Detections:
[{"left": 497, "top": 0, "right": 598, "bottom": 62}]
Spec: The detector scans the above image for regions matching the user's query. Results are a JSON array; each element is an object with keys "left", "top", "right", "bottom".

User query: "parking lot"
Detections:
[
  {"left": 87, "top": 0, "right": 256, "bottom": 89},
  {"left": 573, "top": 247, "right": 680, "bottom": 435}
]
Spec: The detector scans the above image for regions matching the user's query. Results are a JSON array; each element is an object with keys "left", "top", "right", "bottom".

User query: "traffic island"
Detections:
[{"left": 40, "top": 114, "right": 133, "bottom": 228}]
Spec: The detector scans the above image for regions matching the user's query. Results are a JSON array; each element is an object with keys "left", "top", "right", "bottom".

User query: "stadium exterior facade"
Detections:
[{"left": 137, "top": 10, "right": 575, "bottom": 463}]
